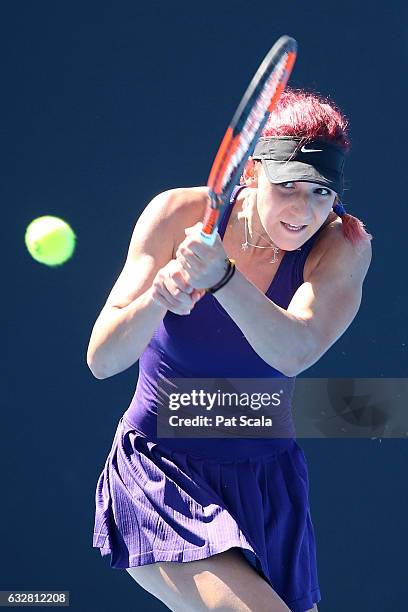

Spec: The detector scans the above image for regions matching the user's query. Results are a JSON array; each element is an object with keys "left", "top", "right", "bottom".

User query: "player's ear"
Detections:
[
  {"left": 241, "top": 157, "right": 258, "bottom": 186},
  {"left": 252, "top": 159, "right": 261, "bottom": 180}
]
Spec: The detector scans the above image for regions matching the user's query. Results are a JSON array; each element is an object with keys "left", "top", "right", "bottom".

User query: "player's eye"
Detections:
[
  {"left": 279, "top": 182, "right": 295, "bottom": 189},
  {"left": 315, "top": 187, "right": 331, "bottom": 196}
]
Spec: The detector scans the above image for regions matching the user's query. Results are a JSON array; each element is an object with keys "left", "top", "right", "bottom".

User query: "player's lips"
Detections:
[{"left": 281, "top": 221, "right": 308, "bottom": 232}]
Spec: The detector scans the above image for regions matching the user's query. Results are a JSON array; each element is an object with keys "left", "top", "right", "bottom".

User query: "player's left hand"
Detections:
[{"left": 174, "top": 221, "right": 229, "bottom": 290}]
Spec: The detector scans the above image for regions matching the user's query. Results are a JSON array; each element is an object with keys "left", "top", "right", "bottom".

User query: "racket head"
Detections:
[{"left": 201, "top": 35, "right": 297, "bottom": 245}]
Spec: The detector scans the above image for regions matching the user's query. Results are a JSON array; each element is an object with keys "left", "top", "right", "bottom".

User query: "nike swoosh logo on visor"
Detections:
[{"left": 301, "top": 145, "right": 323, "bottom": 153}]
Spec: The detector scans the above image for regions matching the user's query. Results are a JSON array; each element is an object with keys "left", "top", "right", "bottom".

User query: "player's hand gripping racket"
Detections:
[{"left": 200, "top": 35, "right": 297, "bottom": 246}]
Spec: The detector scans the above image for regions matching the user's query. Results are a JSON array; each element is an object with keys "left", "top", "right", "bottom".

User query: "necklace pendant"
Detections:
[
  {"left": 269, "top": 247, "right": 279, "bottom": 264},
  {"left": 241, "top": 242, "right": 249, "bottom": 251}
]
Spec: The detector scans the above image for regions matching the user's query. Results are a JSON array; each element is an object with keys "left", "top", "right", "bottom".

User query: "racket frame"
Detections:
[{"left": 200, "top": 35, "right": 297, "bottom": 246}]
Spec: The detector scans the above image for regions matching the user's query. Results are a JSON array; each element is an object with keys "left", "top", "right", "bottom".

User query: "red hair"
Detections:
[{"left": 245, "top": 88, "right": 372, "bottom": 247}]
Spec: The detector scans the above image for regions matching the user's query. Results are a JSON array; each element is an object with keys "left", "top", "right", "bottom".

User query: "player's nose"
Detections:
[{"left": 287, "top": 195, "right": 313, "bottom": 222}]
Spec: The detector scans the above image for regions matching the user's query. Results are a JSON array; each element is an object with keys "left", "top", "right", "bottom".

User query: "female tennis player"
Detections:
[{"left": 89, "top": 89, "right": 372, "bottom": 611}]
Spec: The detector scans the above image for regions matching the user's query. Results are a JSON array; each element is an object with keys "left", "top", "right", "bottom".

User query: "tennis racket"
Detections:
[{"left": 200, "top": 35, "right": 297, "bottom": 246}]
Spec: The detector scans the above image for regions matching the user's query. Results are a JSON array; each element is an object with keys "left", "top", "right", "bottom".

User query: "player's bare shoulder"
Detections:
[
  {"left": 163, "top": 186, "right": 209, "bottom": 218},
  {"left": 137, "top": 186, "right": 209, "bottom": 259},
  {"left": 157, "top": 186, "right": 209, "bottom": 258},
  {"left": 138, "top": 186, "right": 205, "bottom": 223},
  {"left": 304, "top": 213, "right": 372, "bottom": 282}
]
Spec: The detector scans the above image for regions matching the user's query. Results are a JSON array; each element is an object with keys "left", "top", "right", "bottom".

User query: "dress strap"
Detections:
[{"left": 217, "top": 185, "right": 246, "bottom": 239}]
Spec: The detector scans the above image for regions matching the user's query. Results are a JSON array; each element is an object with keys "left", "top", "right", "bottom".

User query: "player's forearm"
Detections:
[
  {"left": 86, "top": 288, "right": 166, "bottom": 379},
  {"left": 214, "top": 267, "right": 311, "bottom": 376}
]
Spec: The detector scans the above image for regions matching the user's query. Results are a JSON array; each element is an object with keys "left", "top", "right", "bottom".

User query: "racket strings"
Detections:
[
  {"left": 244, "top": 53, "right": 290, "bottom": 139},
  {"left": 222, "top": 53, "right": 291, "bottom": 191}
]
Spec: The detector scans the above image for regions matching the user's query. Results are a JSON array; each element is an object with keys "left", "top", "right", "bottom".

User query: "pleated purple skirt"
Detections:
[{"left": 92, "top": 415, "right": 321, "bottom": 612}]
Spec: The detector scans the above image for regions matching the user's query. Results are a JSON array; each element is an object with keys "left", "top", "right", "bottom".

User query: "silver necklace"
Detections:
[{"left": 241, "top": 214, "right": 280, "bottom": 264}]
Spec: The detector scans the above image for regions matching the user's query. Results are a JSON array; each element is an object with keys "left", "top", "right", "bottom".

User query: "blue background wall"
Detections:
[{"left": 2, "top": 1, "right": 407, "bottom": 610}]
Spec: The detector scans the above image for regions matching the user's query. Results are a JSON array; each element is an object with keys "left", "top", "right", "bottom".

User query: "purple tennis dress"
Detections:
[{"left": 93, "top": 186, "right": 323, "bottom": 612}]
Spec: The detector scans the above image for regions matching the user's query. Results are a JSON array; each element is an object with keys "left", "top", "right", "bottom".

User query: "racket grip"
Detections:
[
  {"left": 200, "top": 191, "right": 224, "bottom": 245},
  {"left": 199, "top": 227, "right": 218, "bottom": 246}
]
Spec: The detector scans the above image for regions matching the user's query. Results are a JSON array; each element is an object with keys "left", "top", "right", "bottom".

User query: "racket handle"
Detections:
[
  {"left": 200, "top": 190, "right": 224, "bottom": 245},
  {"left": 199, "top": 227, "right": 218, "bottom": 246}
]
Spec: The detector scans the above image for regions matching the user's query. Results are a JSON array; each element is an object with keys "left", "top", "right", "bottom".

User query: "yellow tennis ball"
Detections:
[{"left": 25, "top": 216, "right": 77, "bottom": 266}]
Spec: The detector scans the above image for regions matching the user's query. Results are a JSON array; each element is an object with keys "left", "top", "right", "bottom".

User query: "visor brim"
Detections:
[{"left": 258, "top": 159, "right": 343, "bottom": 196}]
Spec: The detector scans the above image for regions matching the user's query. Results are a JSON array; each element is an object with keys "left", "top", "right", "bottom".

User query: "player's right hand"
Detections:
[{"left": 151, "top": 259, "right": 206, "bottom": 315}]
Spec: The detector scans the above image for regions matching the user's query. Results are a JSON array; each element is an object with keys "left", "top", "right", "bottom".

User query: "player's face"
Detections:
[{"left": 255, "top": 162, "right": 337, "bottom": 250}]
